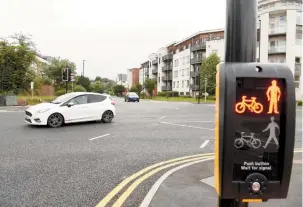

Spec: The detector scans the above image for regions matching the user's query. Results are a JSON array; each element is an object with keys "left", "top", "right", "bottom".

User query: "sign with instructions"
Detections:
[{"left": 232, "top": 78, "right": 285, "bottom": 181}]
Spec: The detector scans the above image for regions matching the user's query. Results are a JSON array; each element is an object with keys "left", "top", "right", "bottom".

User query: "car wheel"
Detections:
[
  {"left": 102, "top": 110, "right": 114, "bottom": 123},
  {"left": 47, "top": 113, "right": 64, "bottom": 128}
]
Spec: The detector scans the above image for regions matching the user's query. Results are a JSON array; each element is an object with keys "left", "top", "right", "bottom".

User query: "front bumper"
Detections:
[
  {"left": 24, "top": 110, "right": 48, "bottom": 125},
  {"left": 128, "top": 98, "right": 139, "bottom": 102}
]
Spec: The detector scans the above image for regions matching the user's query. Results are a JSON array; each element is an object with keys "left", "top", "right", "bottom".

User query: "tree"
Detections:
[
  {"left": 144, "top": 78, "right": 156, "bottom": 99},
  {"left": 0, "top": 34, "right": 36, "bottom": 95},
  {"left": 134, "top": 83, "right": 142, "bottom": 95},
  {"left": 113, "top": 85, "right": 125, "bottom": 96},
  {"left": 77, "top": 76, "right": 91, "bottom": 91},
  {"left": 95, "top": 76, "right": 102, "bottom": 82},
  {"left": 200, "top": 53, "right": 221, "bottom": 96},
  {"left": 92, "top": 81, "right": 104, "bottom": 93},
  {"left": 42, "top": 57, "right": 76, "bottom": 89}
]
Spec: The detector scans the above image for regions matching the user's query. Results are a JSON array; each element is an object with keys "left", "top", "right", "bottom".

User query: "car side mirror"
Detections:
[{"left": 67, "top": 102, "right": 75, "bottom": 107}]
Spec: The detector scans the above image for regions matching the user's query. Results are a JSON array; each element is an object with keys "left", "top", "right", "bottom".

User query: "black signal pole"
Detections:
[{"left": 219, "top": 0, "right": 257, "bottom": 206}]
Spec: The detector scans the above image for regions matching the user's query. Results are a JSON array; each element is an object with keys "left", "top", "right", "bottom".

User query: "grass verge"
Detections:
[{"left": 141, "top": 96, "right": 215, "bottom": 103}]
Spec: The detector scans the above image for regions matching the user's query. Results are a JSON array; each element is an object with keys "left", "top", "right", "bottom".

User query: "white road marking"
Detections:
[
  {"left": 89, "top": 134, "right": 110, "bottom": 141},
  {"left": 159, "top": 116, "right": 166, "bottom": 120},
  {"left": 139, "top": 157, "right": 213, "bottom": 207},
  {"left": 200, "top": 176, "right": 215, "bottom": 188},
  {"left": 160, "top": 122, "right": 214, "bottom": 131},
  {"left": 200, "top": 140, "right": 210, "bottom": 148},
  {"left": 175, "top": 108, "right": 179, "bottom": 110}
]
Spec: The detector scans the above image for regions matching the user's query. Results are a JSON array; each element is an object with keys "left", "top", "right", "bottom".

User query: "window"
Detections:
[
  {"left": 177, "top": 81, "right": 179, "bottom": 88},
  {"left": 173, "top": 81, "right": 175, "bottom": 88},
  {"left": 182, "top": 69, "right": 184, "bottom": 76},
  {"left": 182, "top": 81, "right": 184, "bottom": 88},
  {"left": 186, "top": 80, "right": 189, "bottom": 87},
  {"left": 295, "top": 57, "right": 301, "bottom": 63},
  {"left": 159, "top": 58, "right": 161, "bottom": 64},
  {"left": 69, "top": 95, "right": 88, "bottom": 105},
  {"left": 88, "top": 94, "right": 106, "bottom": 103},
  {"left": 187, "top": 56, "right": 190, "bottom": 63}
]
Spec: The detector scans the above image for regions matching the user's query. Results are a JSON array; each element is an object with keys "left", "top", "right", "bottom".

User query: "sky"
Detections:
[{"left": 0, "top": 0, "right": 226, "bottom": 81}]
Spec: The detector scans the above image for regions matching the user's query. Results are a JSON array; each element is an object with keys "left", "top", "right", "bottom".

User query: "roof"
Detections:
[{"left": 174, "top": 28, "right": 225, "bottom": 45}]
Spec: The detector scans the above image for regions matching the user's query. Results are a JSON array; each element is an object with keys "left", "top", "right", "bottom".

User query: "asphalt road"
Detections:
[{"left": 0, "top": 99, "right": 302, "bottom": 207}]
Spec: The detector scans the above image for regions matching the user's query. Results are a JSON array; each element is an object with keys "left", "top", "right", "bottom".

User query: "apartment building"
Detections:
[
  {"left": 116, "top": 73, "right": 127, "bottom": 87},
  {"left": 139, "top": 61, "right": 149, "bottom": 88},
  {"left": 139, "top": 0, "right": 302, "bottom": 99},
  {"left": 126, "top": 68, "right": 140, "bottom": 89},
  {"left": 258, "top": 0, "right": 303, "bottom": 99}
]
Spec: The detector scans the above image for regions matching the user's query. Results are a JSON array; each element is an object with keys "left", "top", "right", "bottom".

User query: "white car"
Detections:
[{"left": 25, "top": 92, "right": 116, "bottom": 128}]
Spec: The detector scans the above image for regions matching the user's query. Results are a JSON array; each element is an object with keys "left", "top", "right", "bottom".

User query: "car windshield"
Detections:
[
  {"left": 129, "top": 93, "right": 138, "bottom": 97},
  {"left": 51, "top": 93, "right": 76, "bottom": 104}
]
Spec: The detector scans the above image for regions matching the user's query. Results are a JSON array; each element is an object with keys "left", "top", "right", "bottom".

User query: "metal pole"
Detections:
[
  {"left": 219, "top": 0, "right": 257, "bottom": 206},
  {"left": 197, "top": 75, "right": 201, "bottom": 104},
  {"left": 72, "top": 81, "right": 74, "bottom": 92},
  {"left": 204, "top": 78, "right": 207, "bottom": 103},
  {"left": 259, "top": 20, "right": 261, "bottom": 62},
  {"left": 82, "top": 60, "right": 85, "bottom": 76},
  {"left": 224, "top": 0, "right": 257, "bottom": 63}
]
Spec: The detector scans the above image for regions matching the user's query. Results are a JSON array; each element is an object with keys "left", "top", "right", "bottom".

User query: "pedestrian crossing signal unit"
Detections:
[{"left": 214, "top": 63, "right": 296, "bottom": 202}]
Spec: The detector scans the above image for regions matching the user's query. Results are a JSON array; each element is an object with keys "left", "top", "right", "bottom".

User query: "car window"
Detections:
[
  {"left": 69, "top": 95, "right": 88, "bottom": 105},
  {"left": 88, "top": 94, "right": 106, "bottom": 103}
]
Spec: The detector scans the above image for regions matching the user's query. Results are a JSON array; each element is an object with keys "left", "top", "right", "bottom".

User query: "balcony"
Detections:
[
  {"left": 297, "top": 17, "right": 302, "bottom": 25},
  {"left": 190, "top": 56, "right": 205, "bottom": 65},
  {"left": 162, "top": 54, "right": 173, "bottom": 61},
  {"left": 152, "top": 58, "right": 158, "bottom": 65},
  {"left": 295, "top": 63, "right": 301, "bottom": 76},
  {"left": 190, "top": 84, "right": 199, "bottom": 90},
  {"left": 269, "top": 26, "right": 286, "bottom": 36},
  {"left": 268, "top": 46, "right": 286, "bottom": 54},
  {"left": 152, "top": 68, "right": 158, "bottom": 74},
  {"left": 162, "top": 74, "right": 172, "bottom": 81},
  {"left": 161, "top": 85, "right": 172, "bottom": 91},
  {"left": 162, "top": 65, "right": 173, "bottom": 72},
  {"left": 190, "top": 70, "right": 200, "bottom": 77},
  {"left": 191, "top": 43, "right": 206, "bottom": 52}
]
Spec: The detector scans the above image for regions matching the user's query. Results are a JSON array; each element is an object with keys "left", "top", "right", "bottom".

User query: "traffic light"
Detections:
[
  {"left": 62, "top": 68, "right": 68, "bottom": 82},
  {"left": 214, "top": 63, "right": 296, "bottom": 202},
  {"left": 67, "top": 68, "right": 72, "bottom": 81}
]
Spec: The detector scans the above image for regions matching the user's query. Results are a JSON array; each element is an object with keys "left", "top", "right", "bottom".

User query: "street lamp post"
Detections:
[{"left": 82, "top": 60, "right": 86, "bottom": 76}]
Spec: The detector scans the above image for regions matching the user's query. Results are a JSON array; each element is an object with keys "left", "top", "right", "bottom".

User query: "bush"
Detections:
[
  {"left": 74, "top": 85, "right": 87, "bottom": 92},
  {"left": 158, "top": 92, "right": 168, "bottom": 97},
  {"left": 298, "top": 100, "right": 302, "bottom": 106},
  {"left": 55, "top": 89, "right": 66, "bottom": 96},
  {"left": 140, "top": 91, "right": 147, "bottom": 99},
  {"left": 167, "top": 91, "right": 179, "bottom": 97},
  {"left": 18, "top": 96, "right": 56, "bottom": 105}
]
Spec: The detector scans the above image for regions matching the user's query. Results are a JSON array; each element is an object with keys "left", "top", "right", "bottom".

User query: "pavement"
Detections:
[{"left": 0, "top": 99, "right": 302, "bottom": 207}]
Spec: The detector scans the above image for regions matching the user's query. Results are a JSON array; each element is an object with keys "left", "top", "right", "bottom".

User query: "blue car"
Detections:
[{"left": 125, "top": 92, "right": 140, "bottom": 102}]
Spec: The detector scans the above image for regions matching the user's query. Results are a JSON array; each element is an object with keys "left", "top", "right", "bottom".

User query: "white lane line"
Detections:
[
  {"left": 160, "top": 122, "right": 214, "bottom": 131},
  {"left": 159, "top": 116, "right": 166, "bottom": 120},
  {"left": 200, "top": 140, "right": 210, "bottom": 148},
  {"left": 175, "top": 108, "right": 179, "bottom": 110},
  {"left": 139, "top": 157, "right": 214, "bottom": 207},
  {"left": 89, "top": 134, "right": 110, "bottom": 141}
]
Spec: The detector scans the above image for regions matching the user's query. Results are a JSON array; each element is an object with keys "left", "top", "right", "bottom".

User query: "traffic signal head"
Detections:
[
  {"left": 214, "top": 63, "right": 296, "bottom": 202},
  {"left": 62, "top": 68, "right": 68, "bottom": 82}
]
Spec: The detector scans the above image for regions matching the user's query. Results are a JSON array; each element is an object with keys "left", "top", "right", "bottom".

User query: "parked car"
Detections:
[
  {"left": 24, "top": 92, "right": 116, "bottom": 128},
  {"left": 125, "top": 92, "right": 140, "bottom": 102}
]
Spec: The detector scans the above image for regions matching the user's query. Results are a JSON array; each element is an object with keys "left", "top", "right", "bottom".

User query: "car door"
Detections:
[
  {"left": 87, "top": 94, "right": 107, "bottom": 120},
  {"left": 60, "top": 95, "right": 91, "bottom": 123}
]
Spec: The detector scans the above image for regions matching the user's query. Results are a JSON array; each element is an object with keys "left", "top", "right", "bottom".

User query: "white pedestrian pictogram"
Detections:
[{"left": 262, "top": 116, "right": 279, "bottom": 149}]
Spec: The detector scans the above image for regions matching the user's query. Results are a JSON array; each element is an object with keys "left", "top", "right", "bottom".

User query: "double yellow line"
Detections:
[
  {"left": 96, "top": 148, "right": 303, "bottom": 207},
  {"left": 96, "top": 153, "right": 214, "bottom": 207}
]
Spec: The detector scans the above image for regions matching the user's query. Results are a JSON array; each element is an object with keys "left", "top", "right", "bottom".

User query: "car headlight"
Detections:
[{"left": 37, "top": 108, "right": 50, "bottom": 113}]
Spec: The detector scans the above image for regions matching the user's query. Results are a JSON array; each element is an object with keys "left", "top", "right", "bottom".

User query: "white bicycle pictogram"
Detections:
[{"left": 234, "top": 132, "right": 262, "bottom": 149}]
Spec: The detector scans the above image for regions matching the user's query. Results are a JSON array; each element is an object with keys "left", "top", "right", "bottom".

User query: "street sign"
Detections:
[
  {"left": 214, "top": 63, "right": 296, "bottom": 202},
  {"left": 202, "top": 92, "right": 209, "bottom": 96},
  {"left": 30, "top": 82, "right": 34, "bottom": 90}
]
